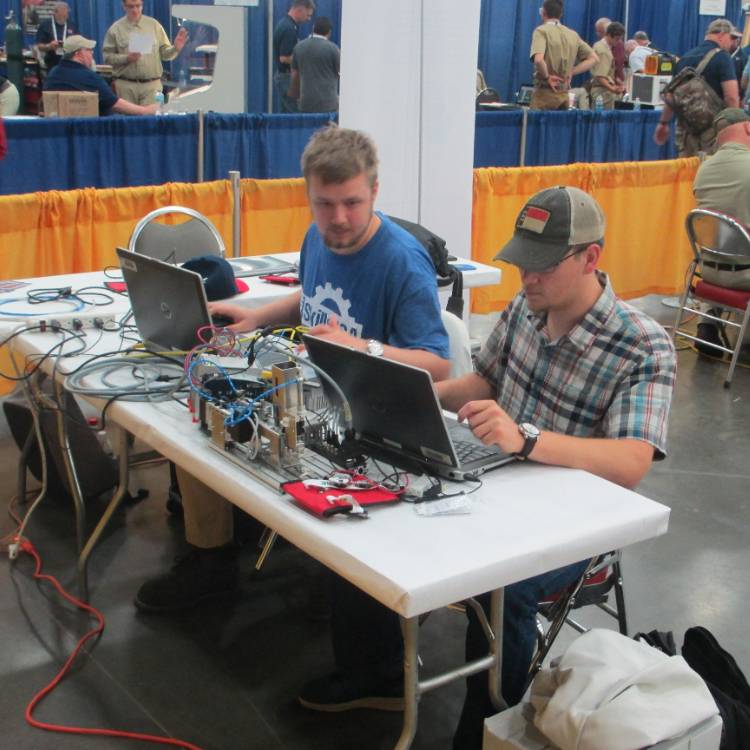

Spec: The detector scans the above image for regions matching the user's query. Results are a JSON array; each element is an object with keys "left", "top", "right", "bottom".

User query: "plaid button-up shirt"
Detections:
[{"left": 474, "top": 273, "right": 676, "bottom": 457}]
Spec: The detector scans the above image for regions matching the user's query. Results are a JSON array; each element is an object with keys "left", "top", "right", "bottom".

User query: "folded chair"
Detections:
[
  {"left": 673, "top": 208, "right": 750, "bottom": 388},
  {"left": 527, "top": 551, "right": 627, "bottom": 684}
]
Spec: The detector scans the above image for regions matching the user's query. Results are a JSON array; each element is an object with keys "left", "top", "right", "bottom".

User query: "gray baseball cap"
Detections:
[
  {"left": 706, "top": 18, "right": 733, "bottom": 35},
  {"left": 494, "top": 186, "right": 606, "bottom": 272}
]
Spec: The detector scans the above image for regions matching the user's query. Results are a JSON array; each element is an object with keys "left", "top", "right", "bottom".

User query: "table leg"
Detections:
[
  {"left": 488, "top": 588, "right": 507, "bottom": 711},
  {"left": 395, "top": 615, "right": 420, "bottom": 750},
  {"left": 76, "top": 425, "right": 131, "bottom": 599},
  {"left": 53, "top": 379, "right": 88, "bottom": 595}
]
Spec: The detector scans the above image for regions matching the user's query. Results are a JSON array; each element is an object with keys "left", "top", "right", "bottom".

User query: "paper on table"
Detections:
[{"left": 128, "top": 32, "right": 154, "bottom": 55}]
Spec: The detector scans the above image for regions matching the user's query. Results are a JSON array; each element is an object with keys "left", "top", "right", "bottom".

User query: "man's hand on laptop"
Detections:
[
  {"left": 457, "top": 400, "right": 525, "bottom": 454},
  {"left": 307, "top": 316, "right": 364, "bottom": 350},
  {"left": 207, "top": 302, "right": 258, "bottom": 334}
]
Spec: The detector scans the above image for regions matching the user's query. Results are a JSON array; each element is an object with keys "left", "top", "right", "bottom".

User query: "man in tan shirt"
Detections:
[
  {"left": 590, "top": 21, "right": 626, "bottom": 109},
  {"left": 103, "top": 0, "right": 188, "bottom": 105},
  {"left": 529, "top": 0, "right": 598, "bottom": 110}
]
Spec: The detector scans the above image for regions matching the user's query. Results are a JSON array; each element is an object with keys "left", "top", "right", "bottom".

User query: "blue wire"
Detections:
[{"left": 0, "top": 297, "right": 85, "bottom": 317}]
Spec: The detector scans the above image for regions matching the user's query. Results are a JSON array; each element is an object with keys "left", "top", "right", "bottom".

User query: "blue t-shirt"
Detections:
[
  {"left": 43, "top": 59, "right": 118, "bottom": 116},
  {"left": 299, "top": 213, "right": 450, "bottom": 359},
  {"left": 674, "top": 40, "right": 736, "bottom": 100}
]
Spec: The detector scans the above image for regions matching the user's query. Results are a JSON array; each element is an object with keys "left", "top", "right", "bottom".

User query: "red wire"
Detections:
[{"left": 18, "top": 538, "right": 204, "bottom": 750}]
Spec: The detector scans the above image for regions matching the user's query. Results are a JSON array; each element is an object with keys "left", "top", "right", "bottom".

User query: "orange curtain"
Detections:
[
  {"left": 0, "top": 181, "right": 234, "bottom": 280},
  {"left": 239, "top": 177, "right": 311, "bottom": 255},
  {"left": 471, "top": 158, "right": 700, "bottom": 313}
]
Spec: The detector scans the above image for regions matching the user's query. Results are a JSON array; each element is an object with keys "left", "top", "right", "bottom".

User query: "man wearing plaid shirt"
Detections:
[{"left": 438, "top": 185, "right": 676, "bottom": 748}]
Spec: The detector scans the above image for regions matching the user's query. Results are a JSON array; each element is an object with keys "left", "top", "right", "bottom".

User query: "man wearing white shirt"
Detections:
[{"left": 629, "top": 30, "right": 653, "bottom": 74}]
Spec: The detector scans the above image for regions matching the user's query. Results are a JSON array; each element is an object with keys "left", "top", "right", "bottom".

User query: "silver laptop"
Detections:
[
  {"left": 116, "top": 247, "right": 218, "bottom": 351},
  {"left": 303, "top": 335, "right": 515, "bottom": 480}
]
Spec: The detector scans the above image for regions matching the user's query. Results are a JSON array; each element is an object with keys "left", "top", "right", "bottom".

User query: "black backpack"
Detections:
[{"left": 388, "top": 215, "right": 464, "bottom": 317}]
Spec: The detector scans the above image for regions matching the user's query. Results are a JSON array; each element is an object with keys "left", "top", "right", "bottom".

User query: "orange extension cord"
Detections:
[{"left": 14, "top": 536, "right": 205, "bottom": 750}]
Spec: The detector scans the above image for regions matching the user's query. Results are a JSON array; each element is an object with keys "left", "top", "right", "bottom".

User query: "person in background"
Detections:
[
  {"left": 36, "top": 2, "right": 76, "bottom": 73},
  {"left": 629, "top": 30, "right": 654, "bottom": 74},
  {"left": 729, "top": 28, "right": 747, "bottom": 99},
  {"left": 590, "top": 21, "right": 627, "bottom": 108},
  {"left": 289, "top": 16, "right": 340, "bottom": 113},
  {"left": 273, "top": 0, "right": 315, "bottom": 113},
  {"left": 529, "top": 0, "right": 597, "bottom": 110},
  {"left": 103, "top": 0, "right": 189, "bottom": 106},
  {"left": 654, "top": 18, "right": 739, "bottom": 156},
  {"left": 692, "top": 108, "right": 750, "bottom": 352},
  {"left": 595, "top": 16, "right": 625, "bottom": 87},
  {"left": 44, "top": 35, "right": 159, "bottom": 116}
]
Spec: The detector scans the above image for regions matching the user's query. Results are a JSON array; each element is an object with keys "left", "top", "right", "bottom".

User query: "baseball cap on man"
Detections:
[
  {"left": 63, "top": 35, "right": 96, "bottom": 55},
  {"left": 713, "top": 107, "right": 750, "bottom": 130},
  {"left": 706, "top": 18, "right": 733, "bottom": 35},
  {"left": 633, "top": 30, "right": 649, "bottom": 42},
  {"left": 494, "top": 186, "right": 606, "bottom": 272}
]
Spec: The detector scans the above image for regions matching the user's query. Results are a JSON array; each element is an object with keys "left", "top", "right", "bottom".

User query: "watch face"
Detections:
[
  {"left": 367, "top": 340, "right": 384, "bottom": 356},
  {"left": 520, "top": 422, "right": 540, "bottom": 438}
]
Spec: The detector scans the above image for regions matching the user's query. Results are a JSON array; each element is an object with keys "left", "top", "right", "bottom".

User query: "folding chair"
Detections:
[
  {"left": 527, "top": 551, "right": 627, "bottom": 683},
  {"left": 673, "top": 208, "right": 750, "bottom": 388},
  {"left": 128, "top": 205, "right": 225, "bottom": 264}
]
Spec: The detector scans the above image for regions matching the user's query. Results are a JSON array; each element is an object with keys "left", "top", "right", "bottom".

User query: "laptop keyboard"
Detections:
[{"left": 453, "top": 439, "right": 500, "bottom": 464}]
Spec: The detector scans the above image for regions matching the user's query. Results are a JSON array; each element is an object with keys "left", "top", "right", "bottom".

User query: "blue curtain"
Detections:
[
  {"left": 0, "top": 114, "right": 198, "bottom": 194},
  {"left": 474, "top": 110, "right": 524, "bottom": 167},
  {"left": 203, "top": 111, "right": 335, "bottom": 180},
  {"left": 473, "top": 109, "right": 676, "bottom": 167}
]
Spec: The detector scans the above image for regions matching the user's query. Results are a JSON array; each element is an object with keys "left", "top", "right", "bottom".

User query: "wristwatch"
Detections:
[
  {"left": 514, "top": 422, "right": 540, "bottom": 460},
  {"left": 366, "top": 339, "right": 384, "bottom": 357}
]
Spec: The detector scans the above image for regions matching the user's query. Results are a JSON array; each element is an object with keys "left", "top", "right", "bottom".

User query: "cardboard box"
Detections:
[{"left": 42, "top": 91, "right": 99, "bottom": 118}]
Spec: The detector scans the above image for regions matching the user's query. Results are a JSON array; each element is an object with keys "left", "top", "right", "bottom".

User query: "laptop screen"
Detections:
[
  {"left": 303, "top": 335, "right": 459, "bottom": 468},
  {"left": 116, "top": 248, "right": 211, "bottom": 351}
]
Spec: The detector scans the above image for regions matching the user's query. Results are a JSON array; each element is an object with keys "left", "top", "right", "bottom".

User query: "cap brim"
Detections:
[
  {"left": 235, "top": 279, "right": 249, "bottom": 295},
  {"left": 493, "top": 233, "right": 569, "bottom": 272}
]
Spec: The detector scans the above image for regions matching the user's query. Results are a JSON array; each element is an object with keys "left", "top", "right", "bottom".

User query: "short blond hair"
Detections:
[{"left": 301, "top": 125, "right": 378, "bottom": 187}]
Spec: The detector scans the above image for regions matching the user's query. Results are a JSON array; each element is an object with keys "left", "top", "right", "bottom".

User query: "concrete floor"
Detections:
[{"left": 1, "top": 297, "right": 749, "bottom": 749}]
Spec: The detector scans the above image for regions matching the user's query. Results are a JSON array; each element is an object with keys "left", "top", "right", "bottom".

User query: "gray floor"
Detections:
[{"left": 1, "top": 297, "right": 749, "bottom": 750}]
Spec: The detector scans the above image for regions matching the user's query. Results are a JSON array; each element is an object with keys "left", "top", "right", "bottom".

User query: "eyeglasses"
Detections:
[{"left": 524, "top": 247, "right": 586, "bottom": 275}]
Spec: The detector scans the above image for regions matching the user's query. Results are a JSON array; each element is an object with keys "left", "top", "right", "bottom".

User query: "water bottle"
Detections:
[
  {"left": 178, "top": 68, "right": 188, "bottom": 92},
  {"left": 633, "top": 97, "right": 641, "bottom": 111},
  {"left": 594, "top": 95, "right": 604, "bottom": 112},
  {"left": 153, "top": 90, "right": 165, "bottom": 114},
  {"left": 568, "top": 90, "right": 576, "bottom": 109}
]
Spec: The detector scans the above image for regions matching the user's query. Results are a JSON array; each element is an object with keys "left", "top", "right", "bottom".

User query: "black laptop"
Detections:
[
  {"left": 303, "top": 336, "right": 515, "bottom": 480},
  {"left": 116, "top": 247, "right": 216, "bottom": 351}
]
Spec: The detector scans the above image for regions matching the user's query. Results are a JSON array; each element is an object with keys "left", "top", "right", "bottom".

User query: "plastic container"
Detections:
[
  {"left": 594, "top": 95, "right": 604, "bottom": 112},
  {"left": 633, "top": 97, "right": 641, "bottom": 111},
  {"left": 567, "top": 90, "right": 576, "bottom": 109},
  {"left": 153, "top": 90, "right": 165, "bottom": 114}
]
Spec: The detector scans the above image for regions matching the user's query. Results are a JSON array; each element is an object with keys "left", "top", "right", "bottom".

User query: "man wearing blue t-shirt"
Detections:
[
  {"left": 133, "top": 126, "right": 450, "bottom": 614},
  {"left": 654, "top": 18, "right": 739, "bottom": 156},
  {"left": 43, "top": 35, "right": 158, "bottom": 116}
]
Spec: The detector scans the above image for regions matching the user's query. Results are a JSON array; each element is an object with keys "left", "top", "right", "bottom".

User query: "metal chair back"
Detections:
[
  {"left": 686, "top": 208, "right": 750, "bottom": 266},
  {"left": 128, "top": 205, "right": 226, "bottom": 264}
]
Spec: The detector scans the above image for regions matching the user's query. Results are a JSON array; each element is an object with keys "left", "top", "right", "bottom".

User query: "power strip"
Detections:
[{"left": 32, "top": 313, "right": 119, "bottom": 332}]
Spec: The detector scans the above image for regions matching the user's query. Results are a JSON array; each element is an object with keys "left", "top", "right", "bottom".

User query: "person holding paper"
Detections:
[{"left": 103, "top": 0, "right": 188, "bottom": 105}]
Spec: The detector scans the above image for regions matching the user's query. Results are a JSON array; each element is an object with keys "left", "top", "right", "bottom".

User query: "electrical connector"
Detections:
[
  {"left": 50, "top": 319, "right": 62, "bottom": 332},
  {"left": 403, "top": 475, "right": 436, "bottom": 500},
  {"left": 93, "top": 317, "right": 105, "bottom": 329},
  {"left": 72, "top": 318, "right": 83, "bottom": 331},
  {"left": 8, "top": 541, "right": 19, "bottom": 560}
]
